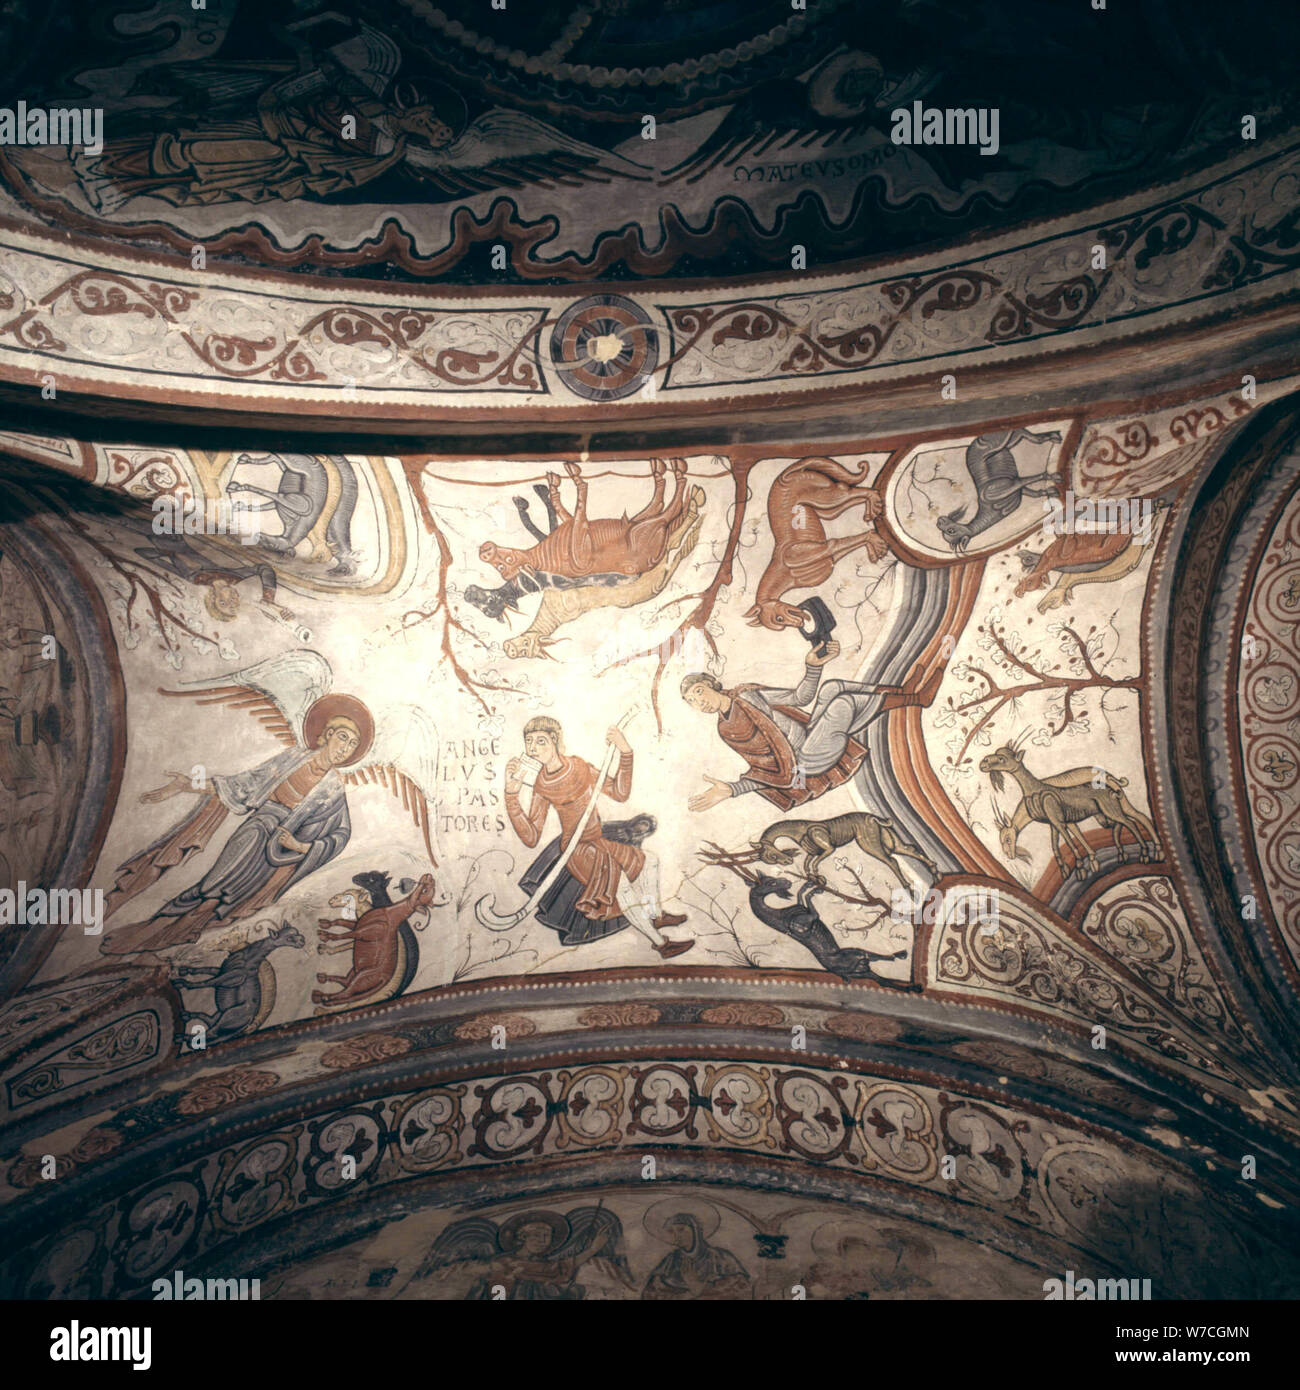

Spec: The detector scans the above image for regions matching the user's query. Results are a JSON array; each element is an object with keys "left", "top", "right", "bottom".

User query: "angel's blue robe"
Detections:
[{"left": 148, "top": 747, "right": 350, "bottom": 926}]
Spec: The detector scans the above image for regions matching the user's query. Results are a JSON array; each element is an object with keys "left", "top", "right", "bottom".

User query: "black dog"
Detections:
[{"left": 747, "top": 873, "right": 916, "bottom": 987}]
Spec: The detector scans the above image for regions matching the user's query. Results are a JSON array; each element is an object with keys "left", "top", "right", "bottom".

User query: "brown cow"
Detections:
[
  {"left": 747, "top": 457, "right": 889, "bottom": 631},
  {"left": 479, "top": 459, "right": 689, "bottom": 582}
]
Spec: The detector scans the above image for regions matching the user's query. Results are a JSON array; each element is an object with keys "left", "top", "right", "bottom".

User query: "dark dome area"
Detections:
[{"left": 3, "top": 0, "right": 1298, "bottom": 282}]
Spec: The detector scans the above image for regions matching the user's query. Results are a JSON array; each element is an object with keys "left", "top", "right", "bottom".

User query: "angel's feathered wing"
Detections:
[
  {"left": 158, "top": 649, "right": 333, "bottom": 747},
  {"left": 410, "top": 1217, "right": 501, "bottom": 1284},
  {"left": 661, "top": 65, "right": 938, "bottom": 186},
  {"left": 326, "top": 22, "right": 401, "bottom": 100},
  {"left": 131, "top": 61, "right": 295, "bottom": 115},
  {"left": 402, "top": 109, "right": 651, "bottom": 196},
  {"left": 344, "top": 703, "right": 439, "bottom": 866}
]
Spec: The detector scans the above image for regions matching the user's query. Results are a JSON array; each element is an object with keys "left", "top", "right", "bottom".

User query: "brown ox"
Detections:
[{"left": 479, "top": 459, "right": 689, "bottom": 582}]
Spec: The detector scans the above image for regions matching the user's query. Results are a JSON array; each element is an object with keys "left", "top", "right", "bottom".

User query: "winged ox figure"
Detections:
[{"left": 72, "top": 21, "right": 649, "bottom": 213}]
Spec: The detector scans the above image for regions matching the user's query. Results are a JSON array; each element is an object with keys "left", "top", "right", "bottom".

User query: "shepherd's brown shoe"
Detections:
[
  {"left": 654, "top": 938, "right": 694, "bottom": 959},
  {"left": 653, "top": 911, "right": 688, "bottom": 929},
  {"left": 881, "top": 662, "right": 944, "bottom": 712}
]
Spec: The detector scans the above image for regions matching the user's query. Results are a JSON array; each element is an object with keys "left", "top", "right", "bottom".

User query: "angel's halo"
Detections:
[{"left": 303, "top": 693, "right": 374, "bottom": 764}]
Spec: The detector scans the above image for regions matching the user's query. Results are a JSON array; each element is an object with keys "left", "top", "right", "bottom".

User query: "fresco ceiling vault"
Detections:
[{"left": 0, "top": 0, "right": 1299, "bottom": 1307}]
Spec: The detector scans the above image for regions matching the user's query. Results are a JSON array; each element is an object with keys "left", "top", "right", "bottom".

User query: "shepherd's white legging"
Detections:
[{"left": 616, "top": 849, "right": 667, "bottom": 944}]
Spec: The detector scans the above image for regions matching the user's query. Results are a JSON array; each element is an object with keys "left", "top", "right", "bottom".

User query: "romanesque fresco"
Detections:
[
  {"left": 0, "top": 400, "right": 1273, "bottom": 1020},
  {"left": 3, "top": 385, "right": 1300, "bottom": 1314},
  {"left": 263, "top": 1186, "right": 1059, "bottom": 1301},
  {"left": 1, "top": 0, "right": 1299, "bottom": 1335},
  {"left": 0, "top": 432, "right": 1150, "bottom": 1006}
]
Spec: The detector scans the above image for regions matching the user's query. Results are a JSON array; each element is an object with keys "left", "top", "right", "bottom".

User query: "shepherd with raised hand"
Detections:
[
  {"left": 682, "top": 639, "right": 942, "bottom": 814},
  {"left": 482, "top": 714, "right": 692, "bottom": 958}
]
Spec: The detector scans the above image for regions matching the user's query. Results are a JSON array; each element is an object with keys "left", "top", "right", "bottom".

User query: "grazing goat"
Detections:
[
  {"left": 979, "top": 739, "right": 1158, "bottom": 879},
  {"left": 313, "top": 872, "right": 437, "bottom": 1008},
  {"left": 475, "top": 458, "right": 689, "bottom": 587},
  {"left": 747, "top": 873, "right": 914, "bottom": 986},
  {"left": 171, "top": 921, "right": 304, "bottom": 1042},
  {"left": 1014, "top": 532, "right": 1143, "bottom": 613}
]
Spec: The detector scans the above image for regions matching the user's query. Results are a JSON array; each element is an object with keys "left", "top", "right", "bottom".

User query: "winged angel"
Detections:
[
  {"left": 72, "top": 21, "right": 648, "bottom": 214},
  {"left": 399, "top": 1206, "right": 634, "bottom": 1301},
  {"left": 101, "top": 649, "right": 437, "bottom": 957}
]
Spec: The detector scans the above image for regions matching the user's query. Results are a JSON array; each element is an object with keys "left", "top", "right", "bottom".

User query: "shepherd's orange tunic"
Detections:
[{"left": 505, "top": 752, "right": 643, "bottom": 921}]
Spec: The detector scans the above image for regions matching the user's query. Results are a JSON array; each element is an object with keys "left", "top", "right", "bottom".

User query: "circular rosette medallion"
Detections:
[{"left": 551, "top": 294, "right": 659, "bottom": 401}]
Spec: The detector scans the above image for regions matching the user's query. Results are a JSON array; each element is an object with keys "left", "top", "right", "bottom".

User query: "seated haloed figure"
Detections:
[
  {"left": 504, "top": 717, "right": 692, "bottom": 959},
  {"left": 682, "top": 641, "right": 942, "bottom": 813}
]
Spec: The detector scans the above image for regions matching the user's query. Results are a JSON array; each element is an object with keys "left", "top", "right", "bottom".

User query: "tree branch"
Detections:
[{"left": 597, "top": 458, "right": 754, "bottom": 731}]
